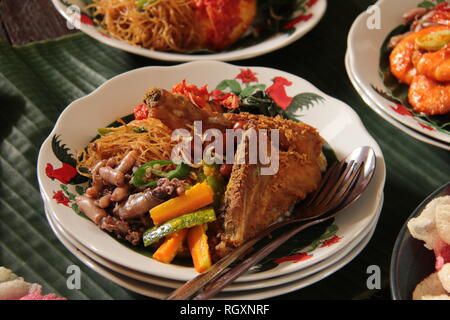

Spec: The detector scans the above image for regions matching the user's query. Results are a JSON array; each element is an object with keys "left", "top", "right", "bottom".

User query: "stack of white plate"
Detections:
[
  {"left": 346, "top": 0, "right": 450, "bottom": 151},
  {"left": 43, "top": 198, "right": 382, "bottom": 300},
  {"left": 37, "top": 61, "right": 386, "bottom": 299}
]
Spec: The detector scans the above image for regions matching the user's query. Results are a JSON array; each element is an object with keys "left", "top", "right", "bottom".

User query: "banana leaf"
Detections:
[{"left": 1, "top": 0, "right": 450, "bottom": 299}]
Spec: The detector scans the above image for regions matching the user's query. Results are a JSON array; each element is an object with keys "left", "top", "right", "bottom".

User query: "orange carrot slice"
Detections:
[
  {"left": 150, "top": 182, "right": 214, "bottom": 226},
  {"left": 187, "top": 224, "right": 212, "bottom": 273},
  {"left": 152, "top": 229, "right": 189, "bottom": 264}
]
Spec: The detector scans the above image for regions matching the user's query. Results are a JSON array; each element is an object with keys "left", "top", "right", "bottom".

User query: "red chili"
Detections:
[
  {"left": 133, "top": 104, "right": 149, "bottom": 120},
  {"left": 436, "top": 2, "right": 450, "bottom": 11}
]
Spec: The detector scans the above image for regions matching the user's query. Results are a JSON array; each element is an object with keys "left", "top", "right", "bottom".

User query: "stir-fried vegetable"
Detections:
[
  {"left": 199, "top": 164, "right": 226, "bottom": 210},
  {"left": 150, "top": 182, "right": 214, "bottom": 226},
  {"left": 131, "top": 160, "right": 191, "bottom": 188},
  {"left": 152, "top": 229, "right": 188, "bottom": 264},
  {"left": 188, "top": 224, "right": 212, "bottom": 273},
  {"left": 143, "top": 207, "right": 216, "bottom": 246},
  {"left": 148, "top": 166, "right": 222, "bottom": 267}
]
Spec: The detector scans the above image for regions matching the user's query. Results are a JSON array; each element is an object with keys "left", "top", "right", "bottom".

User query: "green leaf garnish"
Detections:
[{"left": 132, "top": 126, "right": 148, "bottom": 133}]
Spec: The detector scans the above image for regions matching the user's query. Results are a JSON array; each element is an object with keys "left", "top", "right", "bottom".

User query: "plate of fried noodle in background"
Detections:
[{"left": 52, "top": 0, "right": 327, "bottom": 62}]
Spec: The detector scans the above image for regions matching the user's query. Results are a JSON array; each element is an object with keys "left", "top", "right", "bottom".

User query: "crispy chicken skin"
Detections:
[
  {"left": 224, "top": 113, "right": 324, "bottom": 159},
  {"left": 212, "top": 113, "right": 325, "bottom": 259}
]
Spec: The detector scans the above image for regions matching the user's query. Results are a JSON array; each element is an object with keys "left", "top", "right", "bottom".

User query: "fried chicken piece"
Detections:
[
  {"left": 211, "top": 113, "right": 325, "bottom": 259},
  {"left": 143, "top": 88, "right": 233, "bottom": 131},
  {"left": 143, "top": 88, "right": 326, "bottom": 260},
  {"left": 223, "top": 113, "right": 324, "bottom": 158}
]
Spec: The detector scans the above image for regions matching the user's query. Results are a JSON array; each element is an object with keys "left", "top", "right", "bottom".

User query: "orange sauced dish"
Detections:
[{"left": 388, "top": 3, "right": 450, "bottom": 115}]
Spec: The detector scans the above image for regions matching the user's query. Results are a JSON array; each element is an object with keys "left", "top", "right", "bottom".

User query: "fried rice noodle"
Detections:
[
  {"left": 88, "top": 0, "right": 201, "bottom": 52},
  {"left": 77, "top": 117, "right": 175, "bottom": 177}
]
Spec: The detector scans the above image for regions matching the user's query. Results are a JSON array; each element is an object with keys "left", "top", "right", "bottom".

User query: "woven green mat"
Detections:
[
  {"left": 1, "top": 0, "right": 449, "bottom": 300},
  {"left": 0, "top": 34, "right": 149, "bottom": 300}
]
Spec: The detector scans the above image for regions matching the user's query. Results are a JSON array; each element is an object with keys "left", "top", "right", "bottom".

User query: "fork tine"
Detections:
[
  {"left": 305, "top": 160, "right": 348, "bottom": 208},
  {"left": 312, "top": 160, "right": 355, "bottom": 209},
  {"left": 326, "top": 162, "right": 364, "bottom": 210},
  {"left": 165, "top": 146, "right": 376, "bottom": 300},
  {"left": 302, "top": 161, "right": 341, "bottom": 207},
  {"left": 191, "top": 160, "right": 365, "bottom": 301},
  {"left": 323, "top": 161, "right": 361, "bottom": 207}
]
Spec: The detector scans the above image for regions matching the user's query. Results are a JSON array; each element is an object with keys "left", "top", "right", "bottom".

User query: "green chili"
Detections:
[
  {"left": 97, "top": 127, "right": 119, "bottom": 136},
  {"left": 130, "top": 160, "right": 192, "bottom": 188},
  {"left": 200, "top": 164, "right": 225, "bottom": 210}
]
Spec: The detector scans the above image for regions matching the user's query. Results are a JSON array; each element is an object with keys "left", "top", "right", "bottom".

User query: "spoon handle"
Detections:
[
  {"left": 191, "top": 217, "right": 329, "bottom": 300},
  {"left": 164, "top": 219, "right": 292, "bottom": 300}
]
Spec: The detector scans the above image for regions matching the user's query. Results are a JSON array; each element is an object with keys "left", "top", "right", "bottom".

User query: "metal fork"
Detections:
[{"left": 165, "top": 146, "right": 377, "bottom": 300}]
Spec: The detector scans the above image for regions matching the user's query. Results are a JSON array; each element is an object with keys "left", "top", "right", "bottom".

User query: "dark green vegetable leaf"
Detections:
[{"left": 418, "top": 1, "right": 437, "bottom": 8}]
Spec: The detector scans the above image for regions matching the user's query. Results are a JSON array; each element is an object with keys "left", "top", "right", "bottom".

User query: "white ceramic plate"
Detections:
[
  {"left": 345, "top": 51, "right": 450, "bottom": 151},
  {"left": 347, "top": 0, "right": 450, "bottom": 144},
  {"left": 45, "top": 192, "right": 383, "bottom": 292},
  {"left": 37, "top": 61, "right": 386, "bottom": 282},
  {"left": 46, "top": 203, "right": 377, "bottom": 300},
  {"left": 52, "top": 0, "right": 327, "bottom": 62}
]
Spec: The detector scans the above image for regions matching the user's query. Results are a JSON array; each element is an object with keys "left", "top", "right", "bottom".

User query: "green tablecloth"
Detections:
[{"left": 1, "top": 0, "right": 449, "bottom": 300}]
